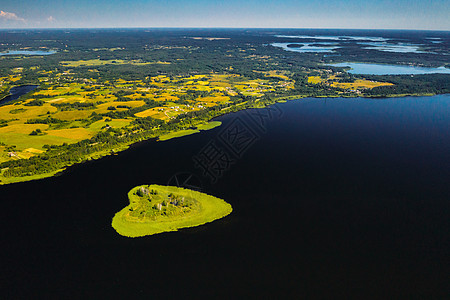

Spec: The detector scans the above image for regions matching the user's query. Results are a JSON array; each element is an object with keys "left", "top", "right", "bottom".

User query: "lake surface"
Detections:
[
  {"left": 274, "top": 34, "right": 442, "bottom": 54},
  {"left": 0, "top": 85, "right": 38, "bottom": 104},
  {"left": 275, "top": 35, "right": 390, "bottom": 42},
  {"left": 272, "top": 42, "right": 339, "bottom": 53},
  {"left": 0, "top": 50, "right": 56, "bottom": 56},
  {"left": 327, "top": 62, "right": 450, "bottom": 75},
  {"left": 360, "top": 42, "right": 428, "bottom": 53},
  {"left": 0, "top": 95, "right": 449, "bottom": 298}
]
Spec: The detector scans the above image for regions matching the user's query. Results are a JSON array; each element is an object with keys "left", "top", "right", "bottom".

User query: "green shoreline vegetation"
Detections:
[
  {"left": 158, "top": 121, "right": 222, "bottom": 141},
  {"left": 112, "top": 185, "right": 232, "bottom": 237},
  {"left": 158, "top": 129, "right": 200, "bottom": 141}
]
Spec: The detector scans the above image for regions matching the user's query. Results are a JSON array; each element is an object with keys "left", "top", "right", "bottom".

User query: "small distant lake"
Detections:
[
  {"left": 274, "top": 35, "right": 441, "bottom": 54},
  {"left": 0, "top": 85, "right": 38, "bottom": 104},
  {"left": 275, "top": 35, "right": 389, "bottom": 42},
  {"left": 0, "top": 50, "right": 56, "bottom": 56},
  {"left": 327, "top": 62, "right": 450, "bottom": 75},
  {"left": 360, "top": 42, "right": 428, "bottom": 53},
  {"left": 272, "top": 42, "right": 339, "bottom": 53}
]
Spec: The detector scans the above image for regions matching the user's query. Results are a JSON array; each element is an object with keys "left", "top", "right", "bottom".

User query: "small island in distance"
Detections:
[{"left": 112, "top": 184, "right": 232, "bottom": 237}]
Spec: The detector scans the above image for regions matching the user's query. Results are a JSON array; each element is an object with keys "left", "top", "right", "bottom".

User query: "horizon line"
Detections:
[{"left": 0, "top": 27, "right": 449, "bottom": 32}]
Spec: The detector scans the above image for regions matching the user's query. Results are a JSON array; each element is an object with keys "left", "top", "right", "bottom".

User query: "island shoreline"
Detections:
[{"left": 112, "top": 184, "right": 233, "bottom": 237}]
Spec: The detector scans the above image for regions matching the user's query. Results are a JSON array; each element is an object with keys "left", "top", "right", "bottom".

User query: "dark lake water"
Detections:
[
  {"left": 1, "top": 95, "right": 449, "bottom": 298},
  {"left": 0, "top": 85, "right": 39, "bottom": 105}
]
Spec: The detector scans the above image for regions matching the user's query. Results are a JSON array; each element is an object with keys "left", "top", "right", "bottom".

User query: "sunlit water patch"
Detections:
[
  {"left": 327, "top": 62, "right": 450, "bottom": 75},
  {"left": 360, "top": 42, "right": 429, "bottom": 53},
  {"left": 272, "top": 42, "right": 340, "bottom": 53},
  {"left": 275, "top": 35, "right": 389, "bottom": 42},
  {"left": 0, "top": 50, "right": 56, "bottom": 56},
  {"left": 274, "top": 35, "right": 443, "bottom": 54}
]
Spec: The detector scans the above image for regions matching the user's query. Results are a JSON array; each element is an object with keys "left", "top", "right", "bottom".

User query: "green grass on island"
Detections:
[{"left": 112, "top": 184, "right": 232, "bottom": 237}]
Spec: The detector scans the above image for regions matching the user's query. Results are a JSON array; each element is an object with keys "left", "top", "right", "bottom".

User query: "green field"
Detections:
[
  {"left": 158, "top": 129, "right": 200, "bottom": 141},
  {"left": 196, "top": 121, "right": 222, "bottom": 130},
  {"left": 157, "top": 121, "right": 222, "bottom": 141},
  {"left": 111, "top": 185, "right": 232, "bottom": 237}
]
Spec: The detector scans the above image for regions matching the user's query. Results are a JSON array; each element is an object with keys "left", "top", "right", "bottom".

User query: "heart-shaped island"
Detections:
[{"left": 112, "top": 184, "right": 232, "bottom": 237}]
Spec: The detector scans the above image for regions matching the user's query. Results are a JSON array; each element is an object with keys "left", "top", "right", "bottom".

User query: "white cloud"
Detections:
[
  {"left": 0, "top": 10, "right": 25, "bottom": 22},
  {"left": 47, "top": 16, "right": 55, "bottom": 23}
]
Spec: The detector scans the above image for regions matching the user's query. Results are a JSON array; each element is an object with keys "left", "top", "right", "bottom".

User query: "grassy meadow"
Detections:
[{"left": 308, "top": 75, "right": 393, "bottom": 91}]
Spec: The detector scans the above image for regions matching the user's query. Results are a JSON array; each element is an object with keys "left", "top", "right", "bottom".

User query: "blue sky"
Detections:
[{"left": 1, "top": 0, "right": 449, "bottom": 30}]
